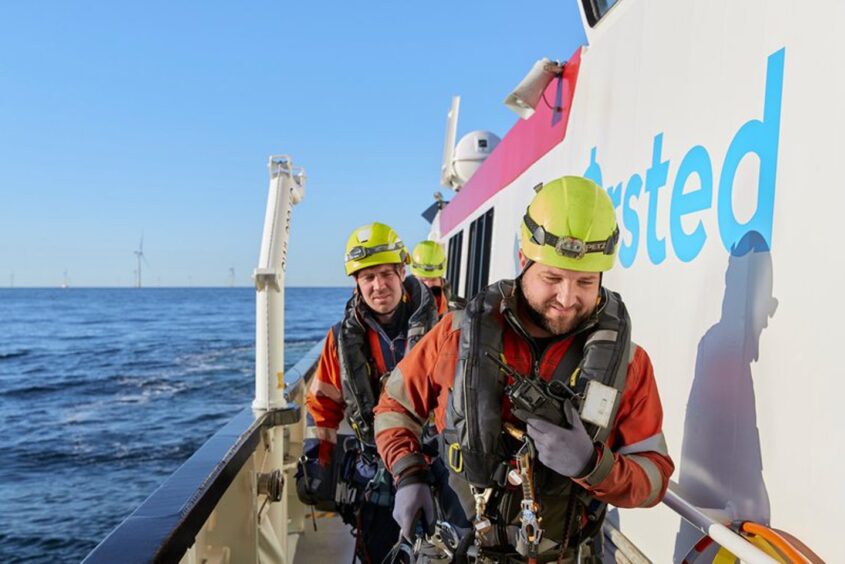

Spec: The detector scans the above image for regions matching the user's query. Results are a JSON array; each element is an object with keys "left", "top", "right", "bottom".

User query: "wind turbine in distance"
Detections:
[
  {"left": 228, "top": 267, "right": 235, "bottom": 288},
  {"left": 134, "top": 235, "right": 148, "bottom": 288}
]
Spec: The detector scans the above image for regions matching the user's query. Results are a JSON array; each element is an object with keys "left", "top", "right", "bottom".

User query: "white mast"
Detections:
[{"left": 253, "top": 155, "right": 306, "bottom": 410}]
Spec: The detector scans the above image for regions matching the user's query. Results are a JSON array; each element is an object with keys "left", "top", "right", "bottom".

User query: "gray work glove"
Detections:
[
  {"left": 526, "top": 400, "right": 597, "bottom": 478},
  {"left": 392, "top": 481, "right": 436, "bottom": 541}
]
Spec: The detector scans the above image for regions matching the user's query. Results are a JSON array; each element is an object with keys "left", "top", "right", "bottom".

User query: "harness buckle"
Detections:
[{"left": 448, "top": 443, "right": 463, "bottom": 473}]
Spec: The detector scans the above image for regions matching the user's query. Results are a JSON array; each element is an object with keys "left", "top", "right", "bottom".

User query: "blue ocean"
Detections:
[{"left": 0, "top": 287, "right": 350, "bottom": 563}]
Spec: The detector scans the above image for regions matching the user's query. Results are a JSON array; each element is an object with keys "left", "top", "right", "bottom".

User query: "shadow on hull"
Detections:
[{"left": 673, "top": 231, "right": 777, "bottom": 561}]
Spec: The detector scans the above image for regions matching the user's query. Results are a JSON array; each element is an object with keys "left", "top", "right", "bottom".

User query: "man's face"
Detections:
[
  {"left": 419, "top": 277, "right": 443, "bottom": 289},
  {"left": 518, "top": 252, "right": 601, "bottom": 336},
  {"left": 355, "top": 263, "right": 405, "bottom": 315}
]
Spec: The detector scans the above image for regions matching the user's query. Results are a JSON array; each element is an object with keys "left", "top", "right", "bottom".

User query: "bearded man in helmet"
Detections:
[
  {"left": 304, "top": 222, "right": 442, "bottom": 562},
  {"left": 374, "top": 177, "right": 674, "bottom": 562},
  {"left": 410, "top": 240, "right": 463, "bottom": 317}
]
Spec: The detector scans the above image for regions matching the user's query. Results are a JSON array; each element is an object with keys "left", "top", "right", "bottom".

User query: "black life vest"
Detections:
[
  {"left": 336, "top": 275, "right": 438, "bottom": 446},
  {"left": 442, "top": 279, "right": 632, "bottom": 489}
]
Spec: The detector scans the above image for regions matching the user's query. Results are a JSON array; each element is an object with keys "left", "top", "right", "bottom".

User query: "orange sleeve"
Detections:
[
  {"left": 573, "top": 346, "right": 675, "bottom": 508},
  {"left": 304, "top": 327, "right": 346, "bottom": 442},
  {"left": 374, "top": 313, "right": 457, "bottom": 473}
]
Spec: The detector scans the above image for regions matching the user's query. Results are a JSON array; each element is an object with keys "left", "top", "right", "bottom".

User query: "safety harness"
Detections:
[
  {"left": 336, "top": 275, "right": 439, "bottom": 446},
  {"left": 333, "top": 275, "right": 439, "bottom": 563},
  {"left": 441, "top": 279, "right": 632, "bottom": 558}
]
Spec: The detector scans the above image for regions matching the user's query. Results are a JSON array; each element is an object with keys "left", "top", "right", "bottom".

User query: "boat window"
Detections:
[
  {"left": 464, "top": 208, "right": 494, "bottom": 299},
  {"left": 581, "top": 0, "right": 620, "bottom": 27},
  {"left": 446, "top": 230, "right": 463, "bottom": 296}
]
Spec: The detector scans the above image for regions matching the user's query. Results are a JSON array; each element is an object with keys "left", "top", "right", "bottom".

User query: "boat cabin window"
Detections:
[
  {"left": 464, "top": 208, "right": 494, "bottom": 299},
  {"left": 581, "top": 0, "right": 620, "bottom": 26},
  {"left": 446, "top": 230, "right": 463, "bottom": 296}
]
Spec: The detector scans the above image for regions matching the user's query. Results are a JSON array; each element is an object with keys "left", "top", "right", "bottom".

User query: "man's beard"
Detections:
[{"left": 517, "top": 277, "right": 590, "bottom": 336}]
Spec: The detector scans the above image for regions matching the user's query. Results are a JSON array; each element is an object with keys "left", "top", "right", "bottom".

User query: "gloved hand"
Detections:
[
  {"left": 392, "top": 481, "right": 436, "bottom": 541},
  {"left": 526, "top": 400, "right": 597, "bottom": 478}
]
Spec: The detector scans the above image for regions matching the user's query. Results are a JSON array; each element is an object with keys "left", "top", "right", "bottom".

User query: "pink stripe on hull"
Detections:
[{"left": 440, "top": 47, "right": 583, "bottom": 234}]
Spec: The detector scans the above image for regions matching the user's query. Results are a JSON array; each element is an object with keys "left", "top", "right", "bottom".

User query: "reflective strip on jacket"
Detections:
[{"left": 374, "top": 311, "right": 675, "bottom": 509}]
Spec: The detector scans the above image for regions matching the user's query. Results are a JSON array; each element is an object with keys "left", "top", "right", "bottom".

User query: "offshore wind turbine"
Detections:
[
  {"left": 133, "top": 235, "right": 148, "bottom": 288},
  {"left": 228, "top": 267, "right": 235, "bottom": 287}
]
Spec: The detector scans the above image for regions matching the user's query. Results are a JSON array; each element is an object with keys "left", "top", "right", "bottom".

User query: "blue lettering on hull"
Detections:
[{"left": 584, "top": 48, "right": 785, "bottom": 267}]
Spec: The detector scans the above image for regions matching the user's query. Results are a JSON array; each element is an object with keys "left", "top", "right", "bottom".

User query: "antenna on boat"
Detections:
[
  {"left": 441, "top": 96, "right": 461, "bottom": 190},
  {"left": 440, "top": 96, "right": 501, "bottom": 192}
]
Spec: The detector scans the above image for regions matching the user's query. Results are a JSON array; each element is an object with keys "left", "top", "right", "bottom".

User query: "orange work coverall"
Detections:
[{"left": 374, "top": 311, "right": 674, "bottom": 510}]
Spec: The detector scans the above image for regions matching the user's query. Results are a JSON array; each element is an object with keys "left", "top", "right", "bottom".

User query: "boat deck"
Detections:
[{"left": 294, "top": 513, "right": 356, "bottom": 564}]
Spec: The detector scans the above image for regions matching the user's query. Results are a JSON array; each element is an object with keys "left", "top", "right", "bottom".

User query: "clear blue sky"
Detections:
[{"left": 0, "top": 1, "right": 586, "bottom": 287}]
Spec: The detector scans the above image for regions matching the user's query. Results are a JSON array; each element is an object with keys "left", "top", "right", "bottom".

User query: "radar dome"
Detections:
[{"left": 452, "top": 130, "right": 501, "bottom": 186}]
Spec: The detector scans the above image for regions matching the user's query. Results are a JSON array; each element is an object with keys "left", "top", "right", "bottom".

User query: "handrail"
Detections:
[
  {"left": 662, "top": 481, "right": 777, "bottom": 564},
  {"left": 284, "top": 337, "right": 326, "bottom": 402}
]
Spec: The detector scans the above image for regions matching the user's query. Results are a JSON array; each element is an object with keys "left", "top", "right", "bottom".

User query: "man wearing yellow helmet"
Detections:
[
  {"left": 374, "top": 177, "right": 674, "bottom": 562},
  {"left": 410, "top": 240, "right": 456, "bottom": 317},
  {"left": 303, "top": 222, "right": 442, "bottom": 563}
]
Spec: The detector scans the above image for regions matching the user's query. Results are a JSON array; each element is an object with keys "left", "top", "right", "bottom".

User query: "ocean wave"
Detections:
[
  {"left": 0, "top": 532, "right": 94, "bottom": 563},
  {"left": 8, "top": 438, "right": 204, "bottom": 472},
  {"left": 0, "top": 379, "right": 104, "bottom": 398},
  {"left": 0, "top": 349, "right": 31, "bottom": 360}
]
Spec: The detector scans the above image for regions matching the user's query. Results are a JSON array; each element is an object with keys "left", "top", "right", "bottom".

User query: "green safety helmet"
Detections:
[
  {"left": 520, "top": 176, "right": 619, "bottom": 272},
  {"left": 410, "top": 241, "right": 447, "bottom": 278},
  {"left": 344, "top": 222, "right": 409, "bottom": 276}
]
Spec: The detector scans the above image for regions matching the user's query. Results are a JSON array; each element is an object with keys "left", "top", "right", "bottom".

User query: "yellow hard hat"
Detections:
[
  {"left": 344, "top": 222, "right": 408, "bottom": 276},
  {"left": 520, "top": 176, "right": 619, "bottom": 272},
  {"left": 410, "top": 241, "right": 447, "bottom": 278}
]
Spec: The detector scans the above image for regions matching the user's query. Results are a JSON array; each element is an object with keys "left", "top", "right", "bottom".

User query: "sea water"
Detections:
[{"left": 0, "top": 287, "right": 349, "bottom": 562}]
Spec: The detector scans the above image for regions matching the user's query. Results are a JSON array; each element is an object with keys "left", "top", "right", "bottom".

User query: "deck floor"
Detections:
[{"left": 294, "top": 513, "right": 356, "bottom": 564}]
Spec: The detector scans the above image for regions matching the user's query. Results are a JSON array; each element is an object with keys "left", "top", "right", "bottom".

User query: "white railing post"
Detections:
[{"left": 253, "top": 155, "right": 306, "bottom": 411}]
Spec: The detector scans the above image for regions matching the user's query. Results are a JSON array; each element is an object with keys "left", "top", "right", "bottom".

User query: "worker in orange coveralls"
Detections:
[
  {"left": 304, "top": 221, "right": 442, "bottom": 563},
  {"left": 374, "top": 177, "right": 674, "bottom": 562}
]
